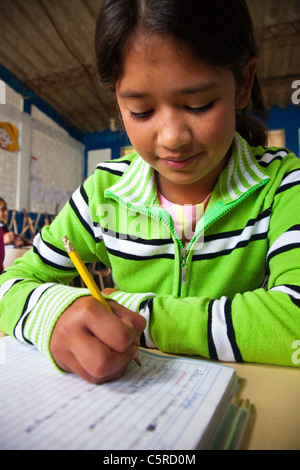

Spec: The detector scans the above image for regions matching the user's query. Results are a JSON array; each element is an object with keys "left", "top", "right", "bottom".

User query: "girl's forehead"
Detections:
[
  {"left": 118, "top": 29, "right": 233, "bottom": 92},
  {"left": 122, "top": 28, "right": 193, "bottom": 65}
]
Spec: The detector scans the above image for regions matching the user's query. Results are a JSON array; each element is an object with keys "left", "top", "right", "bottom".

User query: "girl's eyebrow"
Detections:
[
  {"left": 119, "top": 82, "right": 217, "bottom": 99},
  {"left": 119, "top": 91, "right": 148, "bottom": 99},
  {"left": 181, "top": 82, "right": 217, "bottom": 95}
]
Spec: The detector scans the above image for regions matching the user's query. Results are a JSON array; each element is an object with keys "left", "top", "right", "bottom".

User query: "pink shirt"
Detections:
[{"left": 158, "top": 192, "right": 211, "bottom": 244}]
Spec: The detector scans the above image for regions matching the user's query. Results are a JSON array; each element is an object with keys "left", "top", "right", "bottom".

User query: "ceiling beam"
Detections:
[
  {"left": 255, "top": 20, "right": 300, "bottom": 49},
  {"left": 25, "top": 65, "right": 96, "bottom": 93}
]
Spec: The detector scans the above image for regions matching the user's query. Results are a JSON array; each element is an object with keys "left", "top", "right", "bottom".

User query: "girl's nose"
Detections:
[{"left": 157, "top": 111, "right": 192, "bottom": 150}]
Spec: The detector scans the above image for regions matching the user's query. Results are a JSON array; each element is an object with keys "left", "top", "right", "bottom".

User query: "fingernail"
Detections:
[{"left": 134, "top": 348, "right": 141, "bottom": 367}]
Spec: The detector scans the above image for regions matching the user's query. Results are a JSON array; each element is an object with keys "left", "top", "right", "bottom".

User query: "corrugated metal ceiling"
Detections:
[{"left": 0, "top": 0, "right": 299, "bottom": 134}]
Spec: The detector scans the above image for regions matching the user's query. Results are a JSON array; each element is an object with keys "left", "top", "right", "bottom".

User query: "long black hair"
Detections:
[{"left": 95, "top": 0, "right": 268, "bottom": 146}]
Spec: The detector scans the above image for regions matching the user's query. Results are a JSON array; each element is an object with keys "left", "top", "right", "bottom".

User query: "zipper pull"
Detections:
[{"left": 180, "top": 247, "right": 188, "bottom": 285}]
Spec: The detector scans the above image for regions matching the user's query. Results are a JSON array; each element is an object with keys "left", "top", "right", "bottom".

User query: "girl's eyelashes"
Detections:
[
  {"left": 129, "top": 110, "right": 154, "bottom": 120},
  {"left": 185, "top": 101, "right": 215, "bottom": 114},
  {"left": 129, "top": 101, "right": 215, "bottom": 120}
]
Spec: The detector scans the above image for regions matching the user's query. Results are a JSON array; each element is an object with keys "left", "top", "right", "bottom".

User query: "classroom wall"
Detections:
[
  {"left": 83, "top": 128, "right": 132, "bottom": 177},
  {"left": 267, "top": 105, "right": 300, "bottom": 156},
  {"left": 0, "top": 85, "right": 22, "bottom": 210},
  {"left": 0, "top": 82, "right": 84, "bottom": 215}
]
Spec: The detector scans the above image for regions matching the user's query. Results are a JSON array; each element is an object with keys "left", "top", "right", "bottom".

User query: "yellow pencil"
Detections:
[
  {"left": 61, "top": 235, "right": 141, "bottom": 366},
  {"left": 61, "top": 236, "right": 113, "bottom": 312}
]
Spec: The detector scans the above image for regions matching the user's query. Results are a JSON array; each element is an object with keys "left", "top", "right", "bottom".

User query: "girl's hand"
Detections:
[
  {"left": 101, "top": 287, "right": 118, "bottom": 295},
  {"left": 3, "top": 231, "right": 15, "bottom": 244},
  {"left": 49, "top": 296, "right": 146, "bottom": 384}
]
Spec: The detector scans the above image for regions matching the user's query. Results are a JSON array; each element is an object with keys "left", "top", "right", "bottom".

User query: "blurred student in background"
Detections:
[{"left": 0, "top": 198, "right": 26, "bottom": 247}]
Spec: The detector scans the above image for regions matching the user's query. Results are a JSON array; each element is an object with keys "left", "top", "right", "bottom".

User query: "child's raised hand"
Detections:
[{"left": 49, "top": 296, "right": 146, "bottom": 384}]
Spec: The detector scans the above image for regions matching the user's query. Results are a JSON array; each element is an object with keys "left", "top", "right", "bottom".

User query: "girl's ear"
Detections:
[{"left": 235, "top": 57, "right": 258, "bottom": 110}]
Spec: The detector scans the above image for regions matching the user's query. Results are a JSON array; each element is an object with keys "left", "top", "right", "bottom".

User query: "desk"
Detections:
[
  {"left": 227, "top": 361, "right": 300, "bottom": 450},
  {"left": 3, "top": 246, "right": 31, "bottom": 269},
  {"left": 150, "top": 349, "right": 299, "bottom": 450}
]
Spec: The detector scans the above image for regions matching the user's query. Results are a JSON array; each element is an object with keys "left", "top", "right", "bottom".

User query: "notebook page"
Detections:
[{"left": 0, "top": 336, "right": 236, "bottom": 450}]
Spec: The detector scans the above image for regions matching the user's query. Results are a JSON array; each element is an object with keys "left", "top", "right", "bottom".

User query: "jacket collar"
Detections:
[
  {"left": 105, "top": 132, "right": 270, "bottom": 207},
  {"left": 217, "top": 132, "right": 269, "bottom": 203}
]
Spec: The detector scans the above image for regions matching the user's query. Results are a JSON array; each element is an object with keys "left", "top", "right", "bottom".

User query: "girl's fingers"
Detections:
[
  {"left": 84, "top": 300, "right": 138, "bottom": 353},
  {"left": 108, "top": 300, "right": 147, "bottom": 335},
  {"left": 80, "top": 297, "right": 146, "bottom": 353},
  {"left": 68, "top": 329, "right": 139, "bottom": 384},
  {"left": 50, "top": 296, "right": 144, "bottom": 384}
]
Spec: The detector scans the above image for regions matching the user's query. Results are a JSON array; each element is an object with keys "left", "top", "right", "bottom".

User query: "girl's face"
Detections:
[{"left": 116, "top": 31, "right": 255, "bottom": 204}]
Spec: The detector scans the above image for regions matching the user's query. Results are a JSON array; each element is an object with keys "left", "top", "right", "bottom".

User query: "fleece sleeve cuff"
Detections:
[
  {"left": 21, "top": 284, "right": 91, "bottom": 370},
  {"left": 104, "top": 290, "right": 157, "bottom": 349}
]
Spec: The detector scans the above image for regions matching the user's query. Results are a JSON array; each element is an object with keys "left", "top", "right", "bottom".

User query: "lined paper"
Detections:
[{"left": 0, "top": 336, "right": 237, "bottom": 450}]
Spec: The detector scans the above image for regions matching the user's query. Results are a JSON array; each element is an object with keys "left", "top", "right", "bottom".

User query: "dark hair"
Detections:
[{"left": 95, "top": 0, "right": 268, "bottom": 146}]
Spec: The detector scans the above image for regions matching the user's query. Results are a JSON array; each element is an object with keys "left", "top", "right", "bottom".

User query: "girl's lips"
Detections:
[{"left": 161, "top": 153, "right": 200, "bottom": 170}]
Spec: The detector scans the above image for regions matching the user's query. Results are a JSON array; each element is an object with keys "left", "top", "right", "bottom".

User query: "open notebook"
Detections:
[{"left": 0, "top": 336, "right": 250, "bottom": 450}]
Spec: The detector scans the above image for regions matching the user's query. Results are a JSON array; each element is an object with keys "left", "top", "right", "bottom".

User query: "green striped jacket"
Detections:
[{"left": 0, "top": 133, "right": 300, "bottom": 368}]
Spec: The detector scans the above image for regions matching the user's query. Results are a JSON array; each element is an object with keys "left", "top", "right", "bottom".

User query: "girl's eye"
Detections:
[
  {"left": 186, "top": 101, "right": 214, "bottom": 114},
  {"left": 129, "top": 101, "right": 215, "bottom": 120},
  {"left": 129, "top": 110, "right": 153, "bottom": 120}
]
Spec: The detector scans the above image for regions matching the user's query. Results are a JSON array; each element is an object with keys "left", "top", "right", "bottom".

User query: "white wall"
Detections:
[
  {"left": 87, "top": 148, "right": 111, "bottom": 176},
  {"left": 0, "top": 84, "right": 21, "bottom": 210},
  {"left": 0, "top": 83, "right": 84, "bottom": 215}
]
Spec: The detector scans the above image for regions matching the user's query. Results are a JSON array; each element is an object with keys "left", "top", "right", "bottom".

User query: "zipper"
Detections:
[
  {"left": 145, "top": 209, "right": 190, "bottom": 289},
  {"left": 180, "top": 246, "right": 188, "bottom": 285},
  {"left": 106, "top": 190, "right": 188, "bottom": 291},
  {"left": 178, "top": 179, "right": 269, "bottom": 294},
  {"left": 106, "top": 178, "right": 269, "bottom": 296}
]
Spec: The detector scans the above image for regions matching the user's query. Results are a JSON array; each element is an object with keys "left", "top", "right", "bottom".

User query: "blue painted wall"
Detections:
[
  {"left": 268, "top": 104, "right": 300, "bottom": 156},
  {"left": 83, "top": 128, "right": 131, "bottom": 177},
  {"left": 83, "top": 127, "right": 131, "bottom": 158}
]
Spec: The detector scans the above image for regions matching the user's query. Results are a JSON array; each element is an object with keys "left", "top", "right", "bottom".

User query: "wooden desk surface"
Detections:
[
  {"left": 223, "top": 361, "right": 300, "bottom": 450},
  {"left": 3, "top": 246, "right": 31, "bottom": 269}
]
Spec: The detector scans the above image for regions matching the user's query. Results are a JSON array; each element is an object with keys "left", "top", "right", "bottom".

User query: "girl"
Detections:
[
  {"left": 0, "top": 198, "right": 27, "bottom": 247},
  {"left": 0, "top": 0, "right": 299, "bottom": 383}
]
